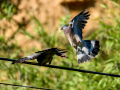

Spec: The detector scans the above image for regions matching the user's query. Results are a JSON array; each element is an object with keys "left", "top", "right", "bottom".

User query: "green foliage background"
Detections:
[{"left": 0, "top": 0, "right": 120, "bottom": 90}]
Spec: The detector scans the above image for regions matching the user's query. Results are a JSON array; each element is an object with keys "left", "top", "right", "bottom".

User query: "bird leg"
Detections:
[{"left": 48, "top": 57, "right": 53, "bottom": 67}]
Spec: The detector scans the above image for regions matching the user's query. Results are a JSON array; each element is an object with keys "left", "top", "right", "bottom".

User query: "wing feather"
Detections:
[{"left": 69, "top": 10, "right": 90, "bottom": 40}]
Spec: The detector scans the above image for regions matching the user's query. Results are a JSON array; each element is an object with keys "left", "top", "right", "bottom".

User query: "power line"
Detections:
[
  {"left": 0, "top": 83, "right": 53, "bottom": 90},
  {"left": 0, "top": 57, "right": 120, "bottom": 77}
]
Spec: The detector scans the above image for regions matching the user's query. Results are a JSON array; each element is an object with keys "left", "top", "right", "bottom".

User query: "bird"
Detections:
[
  {"left": 12, "top": 48, "right": 68, "bottom": 65},
  {"left": 61, "top": 10, "right": 100, "bottom": 64}
]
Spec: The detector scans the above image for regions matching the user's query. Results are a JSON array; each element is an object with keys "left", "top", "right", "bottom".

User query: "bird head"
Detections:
[{"left": 61, "top": 25, "right": 68, "bottom": 30}]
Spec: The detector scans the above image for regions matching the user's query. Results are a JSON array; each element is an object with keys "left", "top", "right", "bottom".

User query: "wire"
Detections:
[
  {"left": 0, "top": 83, "right": 53, "bottom": 90},
  {"left": 0, "top": 57, "right": 120, "bottom": 77}
]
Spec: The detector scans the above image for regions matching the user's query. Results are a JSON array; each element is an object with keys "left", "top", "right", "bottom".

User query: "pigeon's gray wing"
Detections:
[{"left": 69, "top": 10, "right": 90, "bottom": 40}]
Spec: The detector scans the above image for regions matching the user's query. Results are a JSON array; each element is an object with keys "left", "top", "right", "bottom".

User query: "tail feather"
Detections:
[
  {"left": 12, "top": 57, "right": 28, "bottom": 64},
  {"left": 77, "top": 40, "right": 100, "bottom": 64},
  {"left": 77, "top": 53, "right": 92, "bottom": 64},
  {"left": 84, "top": 40, "right": 100, "bottom": 56},
  {"left": 91, "top": 40, "right": 100, "bottom": 55}
]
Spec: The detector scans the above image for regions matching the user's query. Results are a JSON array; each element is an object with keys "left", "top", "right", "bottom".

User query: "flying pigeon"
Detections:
[
  {"left": 61, "top": 10, "right": 100, "bottom": 64},
  {"left": 12, "top": 48, "right": 68, "bottom": 65}
]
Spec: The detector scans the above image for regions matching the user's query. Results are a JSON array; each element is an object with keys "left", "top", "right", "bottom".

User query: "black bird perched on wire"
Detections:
[{"left": 12, "top": 48, "right": 68, "bottom": 65}]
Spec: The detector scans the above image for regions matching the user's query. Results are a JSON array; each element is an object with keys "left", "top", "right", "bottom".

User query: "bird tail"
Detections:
[
  {"left": 77, "top": 40, "right": 100, "bottom": 63},
  {"left": 12, "top": 53, "right": 41, "bottom": 64},
  {"left": 84, "top": 40, "right": 100, "bottom": 56},
  {"left": 12, "top": 57, "right": 28, "bottom": 64}
]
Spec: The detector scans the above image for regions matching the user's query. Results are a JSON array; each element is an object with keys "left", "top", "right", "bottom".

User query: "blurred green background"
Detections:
[{"left": 0, "top": 0, "right": 120, "bottom": 90}]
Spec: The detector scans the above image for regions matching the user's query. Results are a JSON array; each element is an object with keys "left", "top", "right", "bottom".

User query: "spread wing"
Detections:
[{"left": 69, "top": 10, "right": 90, "bottom": 40}]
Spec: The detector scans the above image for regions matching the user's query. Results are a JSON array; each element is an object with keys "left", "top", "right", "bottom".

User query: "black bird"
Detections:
[{"left": 12, "top": 48, "right": 68, "bottom": 65}]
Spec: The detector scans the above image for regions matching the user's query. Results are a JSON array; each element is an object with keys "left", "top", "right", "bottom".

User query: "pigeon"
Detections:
[
  {"left": 61, "top": 10, "right": 100, "bottom": 64},
  {"left": 12, "top": 48, "right": 68, "bottom": 65}
]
